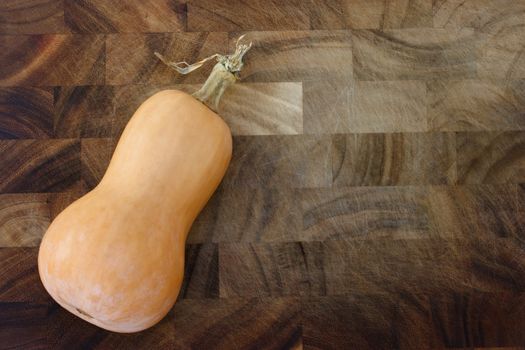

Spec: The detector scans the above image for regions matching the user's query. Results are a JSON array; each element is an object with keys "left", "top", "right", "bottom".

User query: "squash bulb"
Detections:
[{"left": 38, "top": 90, "right": 232, "bottom": 332}]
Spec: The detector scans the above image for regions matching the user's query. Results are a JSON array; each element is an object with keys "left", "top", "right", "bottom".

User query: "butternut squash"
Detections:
[{"left": 38, "top": 38, "right": 252, "bottom": 333}]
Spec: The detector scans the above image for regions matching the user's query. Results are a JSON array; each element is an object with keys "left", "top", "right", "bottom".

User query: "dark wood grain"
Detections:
[
  {"left": 428, "top": 80, "right": 525, "bottom": 132},
  {"left": 457, "top": 131, "right": 525, "bottom": 184},
  {"left": 471, "top": 238, "right": 525, "bottom": 293},
  {"left": 519, "top": 184, "right": 525, "bottom": 212},
  {"left": 219, "top": 242, "right": 325, "bottom": 298},
  {"left": 301, "top": 186, "right": 430, "bottom": 241},
  {"left": 54, "top": 85, "right": 115, "bottom": 138},
  {"left": 188, "top": 0, "right": 433, "bottom": 32},
  {"left": 187, "top": 0, "right": 310, "bottom": 32},
  {"left": 1, "top": 1, "right": 525, "bottom": 349},
  {"left": 428, "top": 292, "right": 525, "bottom": 347},
  {"left": 0, "top": 194, "right": 51, "bottom": 247},
  {"left": 332, "top": 132, "right": 456, "bottom": 186},
  {"left": 0, "top": 139, "right": 80, "bottom": 193},
  {"left": 188, "top": 186, "right": 302, "bottom": 243},
  {"left": 0, "top": 303, "right": 51, "bottom": 349},
  {"left": 352, "top": 28, "right": 481, "bottom": 80},
  {"left": 0, "top": 192, "right": 80, "bottom": 247},
  {"left": 231, "top": 31, "right": 353, "bottom": 82},
  {"left": 224, "top": 135, "right": 332, "bottom": 188},
  {"left": 80, "top": 137, "right": 116, "bottom": 191},
  {"left": 0, "top": 87, "right": 54, "bottom": 139},
  {"left": 218, "top": 239, "right": 507, "bottom": 298},
  {"left": 0, "top": 248, "right": 50, "bottom": 302},
  {"left": 432, "top": 0, "right": 525, "bottom": 32},
  {"left": 42, "top": 298, "right": 301, "bottom": 350},
  {"left": 313, "top": 0, "right": 433, "bottom": 30},
  {"left": 180, "top": 243, "right": 219, "bottom": 299},
  {"left": 65, "top": 0, "right": 186, "bottom": 33},
  {"left": 169, "top": 297, "right": 301, "bottom": 350},
  {"left": 0, "top": 0, "right": 65, "bottom": 34},
  {"left": 427, "top": 185, "right": 521, "bottom": 239},
  {"left": 433, "top": 0, "right": 525, "bottom": 79},
  {"left": 0, "top": 34, "right": 105, "bottom": 86},
  {"left": 46, "top": 304, "right": 176, "bottom": 349},
  {"left": 302, "top": 294, "right": 437, "bottom": 349}
]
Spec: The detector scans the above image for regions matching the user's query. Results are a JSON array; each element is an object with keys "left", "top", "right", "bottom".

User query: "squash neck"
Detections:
[{"left": 92, "top": 183, "right": 193, "bottom": 243}]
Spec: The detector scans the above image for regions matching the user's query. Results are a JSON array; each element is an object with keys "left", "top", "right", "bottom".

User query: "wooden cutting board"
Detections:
[{"left": 1, "top": 0, "right": 524, "bottom": 348}]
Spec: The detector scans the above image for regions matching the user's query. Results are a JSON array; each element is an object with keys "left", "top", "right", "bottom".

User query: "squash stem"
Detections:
[{"left": 155, "top": 35, "right": 252, "bottom": 111}]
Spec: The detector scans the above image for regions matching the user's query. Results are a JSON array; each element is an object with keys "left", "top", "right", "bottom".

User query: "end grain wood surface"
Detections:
[{"left": 1, "top": 1, "right": 525, "bottom": 349}]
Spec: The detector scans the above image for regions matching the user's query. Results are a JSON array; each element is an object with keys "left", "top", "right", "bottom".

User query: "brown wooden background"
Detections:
[{"left": 1, "top": 0, "right": 525, "bottom": 349}]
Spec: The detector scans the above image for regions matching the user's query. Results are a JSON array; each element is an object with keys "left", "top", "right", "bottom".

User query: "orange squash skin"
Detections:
[{"left": 38, "top": 90, "right": 232, "bottom": 333}]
